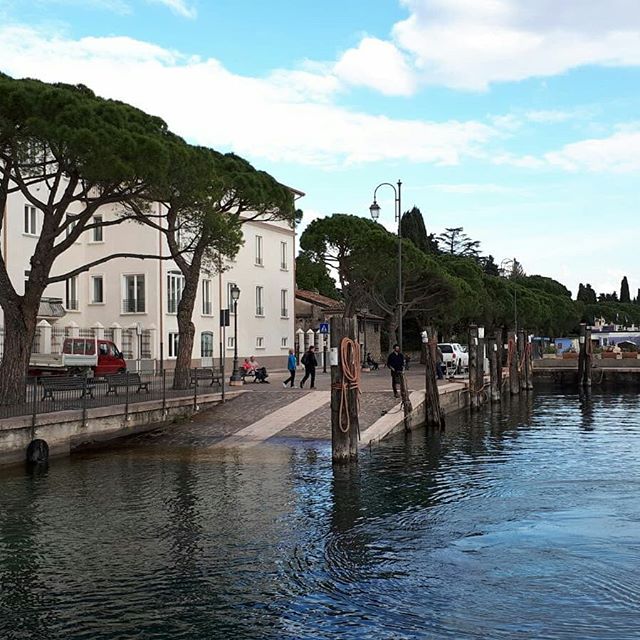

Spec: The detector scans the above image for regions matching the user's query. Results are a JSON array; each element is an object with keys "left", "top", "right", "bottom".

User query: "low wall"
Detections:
[
  {"left": 0, "top": 391, "right": 242, "bottom": 467},
  {"left": 360, "top": 381, "right": 471, "bottom": 446},
  {"left": 534, "top": 367, "right": 640, "bottom": 387}
]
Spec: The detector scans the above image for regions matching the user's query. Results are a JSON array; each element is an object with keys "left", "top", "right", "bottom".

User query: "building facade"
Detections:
[
  {"left": 1, "top": 189, "right": 301, "bottom": 370},
  {"left": 295, "top": 289, "right": 383, "bottom": 362}
]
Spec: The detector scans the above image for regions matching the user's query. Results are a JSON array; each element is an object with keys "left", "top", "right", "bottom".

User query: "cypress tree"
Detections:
[{"left": 620, "top": 276, "right": 631, "bottom": 303}]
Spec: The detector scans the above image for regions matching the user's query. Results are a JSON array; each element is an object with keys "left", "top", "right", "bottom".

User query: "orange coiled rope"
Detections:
[{"left": 331, "top": 337, "right": 361, "bottom": 434}]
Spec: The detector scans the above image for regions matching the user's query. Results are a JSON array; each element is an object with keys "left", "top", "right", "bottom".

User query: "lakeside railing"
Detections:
[{"left": 0, "top": 369, "right": 222, "bottom": 425}]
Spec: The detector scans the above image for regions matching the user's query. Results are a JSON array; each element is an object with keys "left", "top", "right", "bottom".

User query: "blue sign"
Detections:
[{"left": 319, "top": 322, "right": 329, "bottom": 334}]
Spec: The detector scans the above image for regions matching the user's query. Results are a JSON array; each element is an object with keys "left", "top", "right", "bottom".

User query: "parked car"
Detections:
[
  {"left": 29, "top": 338, "right": 127, "bottom": 377},
  {"left": 438, "top": 343, "right": 469, "bottom": 373}
]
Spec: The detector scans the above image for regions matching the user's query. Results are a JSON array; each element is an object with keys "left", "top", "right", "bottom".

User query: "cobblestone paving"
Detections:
[
  {"left": 125, "top": 391, "right": 306, "bottom": 447},
  {"left": 275, "top": 391, "right": 401, "bottom": 441},
  {"left": 121, "top": 365, "right": 457, "bottom": 449}
]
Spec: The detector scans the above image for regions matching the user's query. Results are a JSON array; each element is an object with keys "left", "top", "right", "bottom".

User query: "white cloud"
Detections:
[
  {"left": 545, "top": 130, "right": 640, "bottom": 173},
  {"left": 428, "top": 182, "right": 518, "bottom": 194},
  {"left": 147, "top": 0, "right": 196, "bottom": 19},
  {"left": 333, "top": 37, "right": 416, "bottom": 96},
  {"left": 0, "top": 25, "right": 495, "bottom": 167},
  {"left": 525, "top": 110, "right": 575, "bottom": 124},
  {"left": 329, "top": 0, "right": 640, "bottom": 92}
]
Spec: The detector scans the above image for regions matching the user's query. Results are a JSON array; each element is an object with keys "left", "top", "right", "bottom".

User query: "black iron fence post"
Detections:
[
  {"left": 162, "top": 369, "right": 167, "bottom": 415},
  {"left": 125, "top": 371, "right": 130, "bottom": 422},
  {"left": 31, "top": 376, "right": 38, "bottom": 440},
  {"left": 82, "top": 374, "right": 88, "bottom": 427},
  {"left": 193, "top": 367, "right": 198, "bottom": 411}
]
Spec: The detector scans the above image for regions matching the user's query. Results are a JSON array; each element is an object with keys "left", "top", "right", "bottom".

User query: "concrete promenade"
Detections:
[{"left": 120, "top": 366, "right": 464, "bottom": 452}]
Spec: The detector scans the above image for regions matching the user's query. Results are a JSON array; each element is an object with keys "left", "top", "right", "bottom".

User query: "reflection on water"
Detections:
[{"left": 1, "top": 391, "right": 639, "bottom": 639}]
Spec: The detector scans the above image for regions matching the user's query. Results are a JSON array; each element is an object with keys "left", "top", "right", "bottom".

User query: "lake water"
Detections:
[{"left": 1, "top": 391, "right": 639, "bottom": 639}]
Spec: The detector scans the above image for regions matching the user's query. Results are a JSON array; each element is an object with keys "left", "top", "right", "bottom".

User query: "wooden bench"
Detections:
[
  {"left": 41, "top": 376, "right": 94, "bottom": 401},
  {"left": 190, "top": 368, "right": 221, "bottom": 387},
  {"left": 105, "top": 372, "right": 150, "bottom": 395}
]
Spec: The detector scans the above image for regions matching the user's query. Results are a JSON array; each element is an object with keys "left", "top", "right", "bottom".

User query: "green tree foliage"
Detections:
[
  {"left": 400, "top": 206, "right": 439, "bottom": 254},
  {"left": 296, "top": 251, "right": 340, "bottom": 299},
  {"left": 136, "top": 144, "right": 293, "bottom": 388},
  {"left": 577, "top": 283, "right": 597, "bottom": 304},
  {"left": 0, "top": 75, "right": 176, "bottom": 403},
  {"left": 479, "top": 254, "right": 500, "bottom": 276},
  {"left": 620, "top": 276, "right": 631, "bottom": 303},
  {"left": 437, "top": 227, "right": 481, "bottom": 258},
  {"left": 300, "top": 214, "right": 454, "bottom": 341},
  {"left": 599, "top": 292, "right": 619, "bottom": 302}
]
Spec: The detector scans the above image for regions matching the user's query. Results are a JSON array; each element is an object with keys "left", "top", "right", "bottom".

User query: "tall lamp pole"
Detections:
[
  {"left": 369, "top": 180, "right": 403, "bottom": 351},
  {"left": 500, "top": 258, "right": 518, "bottom": 333},
  {"left": 229, "top": 284, "right": 242, "bottom": 384}
]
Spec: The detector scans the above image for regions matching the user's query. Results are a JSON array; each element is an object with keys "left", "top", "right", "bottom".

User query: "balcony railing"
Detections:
[
  {"left": 281, "top": 308, "right": 288, "bottom": 318},
  {"left": 66, "top": 299, "right": 79, "bottom": 311},
  {"left": 281, "top": 262, "right": 288, "bottom": 270},
  {"left": 122, "top": 298, "right": 145, "bottom": 313},
  {"left": 256, "top": 306, "right": 264, "bottom": 316},
  {"left": 255, "top": 257, "right": 263, "bottom": 266},
  {"left": 202, "top": 301, "right": 212, "bottom": 315}
]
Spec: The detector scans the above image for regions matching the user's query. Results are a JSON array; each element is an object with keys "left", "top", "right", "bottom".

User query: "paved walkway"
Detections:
[{"left": 212, "top": 391, "right": 330, "bottom": 448}]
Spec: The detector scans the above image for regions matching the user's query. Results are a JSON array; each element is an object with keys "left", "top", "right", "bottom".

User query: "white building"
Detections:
[{"left": 1, "top": 187, "right": 303, "bottom": 370}]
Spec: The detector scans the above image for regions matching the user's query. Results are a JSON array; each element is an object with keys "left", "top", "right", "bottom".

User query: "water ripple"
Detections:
[{"left": 0, "top": 391, "right": 639, "bottom": 639}]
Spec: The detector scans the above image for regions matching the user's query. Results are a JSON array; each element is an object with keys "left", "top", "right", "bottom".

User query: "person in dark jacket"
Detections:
[
  {"left": 300, "top": 345, "right": 318, "bottom": 389},
  {"left": 386, "top": 344, "right": 405, "bottom": 398}
]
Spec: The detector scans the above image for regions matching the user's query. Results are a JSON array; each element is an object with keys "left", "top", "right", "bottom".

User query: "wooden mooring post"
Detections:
[
  {"left": 421, "top": 331, "right": 445, "bottom": 428},
  {"left": 578, "top": 323, "right": 593, "bottom": 388},
  {"left": 469, "top": 325, "right": 480, "bottom": 410},
  {"left": 488, "top": 331, "right": 501, "bottom": 403},
  {"left": 330, "top": 316, "right": 360, "bottom": 463},
  {"left": 508, "top": 330, "right": 520, "bottom": 395},
  {"left": 517, "top": 329, "right": 528, "bottom": 392}
]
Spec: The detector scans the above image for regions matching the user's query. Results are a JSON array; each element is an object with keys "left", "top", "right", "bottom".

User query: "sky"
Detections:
[{"left": 1, "top": 0, "right": 639, "bottom": 297}]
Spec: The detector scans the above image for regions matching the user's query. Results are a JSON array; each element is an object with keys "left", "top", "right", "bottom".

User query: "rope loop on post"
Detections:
[{"left": 330, "top": 337, "right": 361, "bottom": 434}]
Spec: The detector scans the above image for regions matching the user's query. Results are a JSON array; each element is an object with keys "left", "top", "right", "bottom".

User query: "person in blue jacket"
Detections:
[{"left": 282, "top": 349, "right": 298, "bottom": 388}]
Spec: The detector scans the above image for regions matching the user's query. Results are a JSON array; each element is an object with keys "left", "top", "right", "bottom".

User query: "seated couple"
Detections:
[{"left": 241, "top": 355, "right": 269, "bottom": 383}]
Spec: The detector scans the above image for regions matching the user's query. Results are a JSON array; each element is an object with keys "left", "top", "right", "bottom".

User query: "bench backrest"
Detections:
[{"left": 107, "top": 372, "right": 141, "bottom": 383}]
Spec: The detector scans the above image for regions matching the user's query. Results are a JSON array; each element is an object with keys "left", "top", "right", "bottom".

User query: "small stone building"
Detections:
[{"left": 295, "top": 289, "right": 383, "bottom": 362}]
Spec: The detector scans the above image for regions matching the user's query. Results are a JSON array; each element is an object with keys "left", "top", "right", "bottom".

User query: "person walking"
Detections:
[
  {"left": 300, "top": 345, "right": 318, "bottom": 389},
  {"left": 282, "top": 348, "right": 297, "bottom": 388},
  {"left": 386, "top": 343, "right": 405, "bottom": 398}
]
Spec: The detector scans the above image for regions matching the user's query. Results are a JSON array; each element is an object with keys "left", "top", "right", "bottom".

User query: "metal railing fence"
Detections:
[{"left": 0, "top": 368, "right": 223, "bottom": 425}]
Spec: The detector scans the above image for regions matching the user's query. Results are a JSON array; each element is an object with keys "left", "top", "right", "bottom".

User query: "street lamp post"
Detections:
[
  {"left": 229, "top": 284, "right": 242, "bottom": 384},
  {"left": 369, "top": 180, "right": 403, "bottom": 351},
  {"left": 500, "top": 258, "right": 518, "bottom": 333}
]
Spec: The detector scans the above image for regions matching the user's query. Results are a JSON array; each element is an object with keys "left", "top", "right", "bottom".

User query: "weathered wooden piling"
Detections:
[
  {"left": 525, "top": 333, "right": 534, "bottom": 390},
  {"left": 469, "top": 325, "right": 480, "bottom": 410},
  {"left": 477, "top": 326, "right": 486, "bottom": 401},
  {"left": 330, "top": 316, "right": 360, "bottom": 463},
  {"left": 488, "top": 332, "right": 501, "bottom": 403},
  {"left": 517, "top": 329, "right": 528, "bottom": 392},
  {"left": 578, "top": 323, "right": 593, "bottom": 388},
  {"left": 422, "top": 331, "right": 445, "bottom": 428},
  {"left": 508, "top": 330, "right": 520, "bottom": 395}
]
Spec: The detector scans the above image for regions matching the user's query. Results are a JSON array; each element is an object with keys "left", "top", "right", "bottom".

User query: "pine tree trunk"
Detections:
[
  {"left": 173, "top": 269, "right": 199, "bottom": 390},
  {"left": 0, "top": 302, "right": 38, "bottom": 405}
]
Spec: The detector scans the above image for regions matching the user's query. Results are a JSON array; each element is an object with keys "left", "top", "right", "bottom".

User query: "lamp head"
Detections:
[
  {"left": 369, "top": 200, "right": 381, "bottom": 220},
  {"left": 230, "top": 284, "right": 241, "bottom": 301}
]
